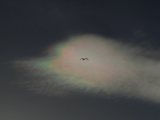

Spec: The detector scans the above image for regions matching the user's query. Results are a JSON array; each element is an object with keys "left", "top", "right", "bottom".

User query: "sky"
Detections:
[{"left": 1, "top": 0, "right": 160, "bottom": 120}]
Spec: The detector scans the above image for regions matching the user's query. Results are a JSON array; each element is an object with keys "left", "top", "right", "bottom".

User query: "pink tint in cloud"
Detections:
[{"left": 14, "top": 34, "right": 160, "bottom": 103}]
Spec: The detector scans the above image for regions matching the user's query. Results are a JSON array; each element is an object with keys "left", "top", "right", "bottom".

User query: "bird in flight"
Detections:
[{"left": 80, "top": 58, "right": 89, "bottom": 61}]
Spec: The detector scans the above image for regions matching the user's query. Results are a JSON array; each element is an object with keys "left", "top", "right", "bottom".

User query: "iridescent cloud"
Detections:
[{"left": 15, "top": 34, "right": 160, "bottom": 103}]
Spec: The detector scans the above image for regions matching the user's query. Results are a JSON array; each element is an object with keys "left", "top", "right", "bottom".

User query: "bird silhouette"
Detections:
[{"left": 80, "top": 58, "right": 89, "bottom": 61}]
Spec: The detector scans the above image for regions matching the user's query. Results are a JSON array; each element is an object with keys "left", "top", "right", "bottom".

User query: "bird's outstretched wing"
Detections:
[{"left": 80, "top": 58, "right": 89, "bottom": 60}]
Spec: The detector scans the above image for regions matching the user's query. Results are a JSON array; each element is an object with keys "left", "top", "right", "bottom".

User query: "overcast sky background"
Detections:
[{"left": 1, "top": 0, "right": 160, "bottom": 120}]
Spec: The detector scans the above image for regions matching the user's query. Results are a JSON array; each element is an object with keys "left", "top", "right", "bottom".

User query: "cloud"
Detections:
[{"left": 14, "top": 34, "right": 160, "bottom": 103}]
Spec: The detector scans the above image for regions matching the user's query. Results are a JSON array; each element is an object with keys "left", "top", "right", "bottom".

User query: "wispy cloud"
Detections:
[{"left": 14, "top": 34, "right": 160, "bottom": 103}]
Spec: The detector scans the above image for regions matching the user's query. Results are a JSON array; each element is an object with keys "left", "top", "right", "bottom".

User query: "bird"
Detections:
[{"left": 80, "top": 58, "right": 89, "bottom": 61}]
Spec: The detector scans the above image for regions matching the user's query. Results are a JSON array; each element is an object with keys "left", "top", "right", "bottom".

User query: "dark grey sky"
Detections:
[{"left": 1, "top": 0, "right": 160, "bottom": 120}]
